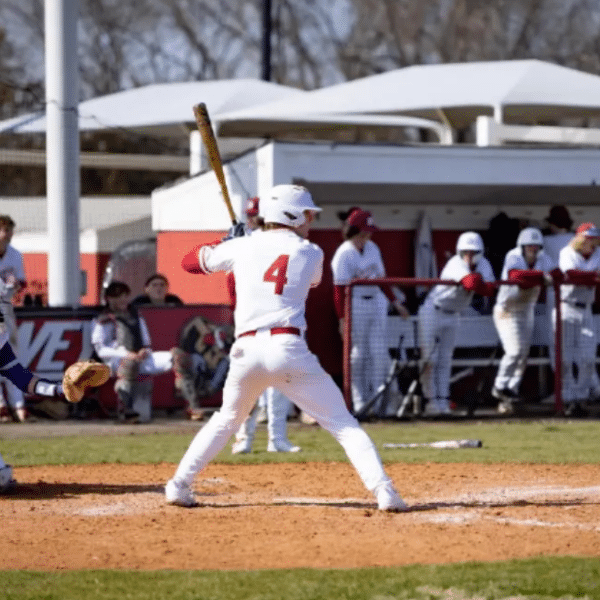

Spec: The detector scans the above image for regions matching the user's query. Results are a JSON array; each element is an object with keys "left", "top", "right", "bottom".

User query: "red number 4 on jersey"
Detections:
[{"left": 264, "top": 254, "right": 290, "bottom": 295}]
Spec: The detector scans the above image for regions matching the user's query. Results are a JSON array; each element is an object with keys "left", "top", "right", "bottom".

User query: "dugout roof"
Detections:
[{"left": 215, "top": 60, "right": 600, "bottom": 133}]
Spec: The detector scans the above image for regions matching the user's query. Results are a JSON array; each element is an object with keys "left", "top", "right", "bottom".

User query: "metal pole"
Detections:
[
  {"left": 261, "top": 0, "right": 272, "bottom": 81},
  {"left": 342, "top": 284, "right": 352, "bottom": 410},
  {"left": 45, "top": 0, "right": 80, "bottom": 307},
  {"left": 553, "top": 280, "right": 563, "bottom": 413}
]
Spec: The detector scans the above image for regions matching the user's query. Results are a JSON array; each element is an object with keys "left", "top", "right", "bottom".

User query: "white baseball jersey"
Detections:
[
  {"left": 427, "top": 254, "right": 495, "bottom": 312},
  {"left": 559, "top": 245, "right": 600, "bottom": 305},
  {"left": 495, "top": 248, "right": 554, "bottom": 309},
  {"left": 331, "top": 239, "right": 386, "bottom": 301},
  {"left": 199, "top": 229, "right": 323, "bottom": 337}
]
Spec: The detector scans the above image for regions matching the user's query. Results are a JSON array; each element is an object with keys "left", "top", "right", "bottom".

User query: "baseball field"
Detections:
[{"left": 2, "top": 417, "right": 600, "bottom": 599}]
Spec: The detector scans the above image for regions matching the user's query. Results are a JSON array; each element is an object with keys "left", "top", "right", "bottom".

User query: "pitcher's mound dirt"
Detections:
[{"left": 2, "top": 462, "right": 600, "bottom": 570}]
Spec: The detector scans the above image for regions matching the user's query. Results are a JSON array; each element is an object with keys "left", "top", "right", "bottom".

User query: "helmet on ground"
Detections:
[
  {"left": 260, "top": 185, "right": 321, "bottom": 227},
  {"left": 517, "top": 227, "right": 543, "bottom": 247}
]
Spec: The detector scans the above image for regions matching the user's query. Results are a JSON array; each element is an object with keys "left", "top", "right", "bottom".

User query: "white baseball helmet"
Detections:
[
  {"left": 456, "top": 231, "right": 484, "bottom": 265},
  {"left": 260, "top": 184, "right": 322, "bottom": 227},
  {"left": 456, "top": 232, "right": 484, "bottom": 253},
  {"left": 517, "top": 227, "right": 543, "bottom": 247}
]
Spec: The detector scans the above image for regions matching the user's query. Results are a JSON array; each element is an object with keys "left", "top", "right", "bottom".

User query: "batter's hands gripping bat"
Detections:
[{"left": 193, "top": 102, "right": 238, "bottom": 226}]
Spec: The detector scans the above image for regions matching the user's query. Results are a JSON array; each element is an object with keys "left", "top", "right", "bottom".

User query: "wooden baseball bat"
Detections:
[
  {"left": 193, "top": 103, "right": 238, "bottom": 225},
  {"left": 383, "top": 439, "right": 482, "bottom": 449}
]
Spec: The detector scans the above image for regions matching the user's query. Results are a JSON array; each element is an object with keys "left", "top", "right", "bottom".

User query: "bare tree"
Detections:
[{"left": 341, "top": 0, "right": 600, "bottom": 76}]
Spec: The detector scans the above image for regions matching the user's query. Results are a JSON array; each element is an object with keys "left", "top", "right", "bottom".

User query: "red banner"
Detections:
[{"left": 16, "top": 305, "right": 234, "bottom": 411}]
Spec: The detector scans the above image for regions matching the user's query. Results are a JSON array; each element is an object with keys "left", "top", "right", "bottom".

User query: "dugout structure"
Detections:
[{"left": 341, "top": 277, "right": 598, "bottom": 417}]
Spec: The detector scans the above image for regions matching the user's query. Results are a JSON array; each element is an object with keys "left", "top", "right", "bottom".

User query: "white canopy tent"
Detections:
[
  {"left": 214, "top": 60, "right": 600, "bottom": 142},
  {"left": 0, "top": 79, "right": 305, "bottom": 138},
  {"left": 0, "top": 79, "right": 306, "bottom": 171}
]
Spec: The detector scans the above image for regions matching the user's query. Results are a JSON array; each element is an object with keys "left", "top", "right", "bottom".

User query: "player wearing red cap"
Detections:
[{"left": 331, "top": 208, "right": 407, "bottom": 417}]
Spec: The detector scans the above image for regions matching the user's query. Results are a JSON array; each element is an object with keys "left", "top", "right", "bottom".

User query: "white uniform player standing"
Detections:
[
  {"left": 556, "top": 223, "right": 600, "bottom": 415},
  {"left": 418, "top": 232, "right": 496, "bottom": 416},
  {"left": 331, "top": 209, "right": 407, "bottom": 417},
  {"left": 230, "top": 197, "right": 301, "bottom": 454},
  {"left": 0, "top": 215, "right": 28, "bottom": 423},
  {"left": 166, "top": 185, "right": 406, "bottom": 512},
  {"left": 491, "top": 228, "right": 554, "bottom": 414}
]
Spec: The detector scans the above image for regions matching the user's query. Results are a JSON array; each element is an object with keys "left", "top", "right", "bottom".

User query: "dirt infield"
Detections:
[{"left": 2, "top": 461, "right": 600, "bottom": 571}]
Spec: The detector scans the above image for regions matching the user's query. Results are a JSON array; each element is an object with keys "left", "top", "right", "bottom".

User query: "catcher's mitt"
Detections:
[{"left": 62, "top": 361, "right": 111, "bottom": 403}]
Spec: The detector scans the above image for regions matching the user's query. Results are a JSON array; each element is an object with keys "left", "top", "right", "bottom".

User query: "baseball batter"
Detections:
[
  {"left": 492, "top": 227, "right": 554, "bottom": 414},
  {"left": 166, "top": 184, "right": 405, "bottom": 511},
  {"left": 418, "top": 232, "right": 496, "bottom": 416},
  {"left": 556, "top": 223, "right": 600, "bottom": 415},
  {"left": 0, "top": 215, "right": 28, "bottom": 423},
  {"left": 331, "top": 208, "right": 407, "bottom": 417}
]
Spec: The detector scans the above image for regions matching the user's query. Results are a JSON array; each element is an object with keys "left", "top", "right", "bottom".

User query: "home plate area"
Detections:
[{"left": 2, "top": 462, "right": 600, "bottom": 570}]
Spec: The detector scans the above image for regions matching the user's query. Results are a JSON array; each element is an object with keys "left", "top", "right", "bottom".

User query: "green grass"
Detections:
[
  {"left": 3, "top": 419, "right": 600, "bottom": 466},
  {"left": 3, "top": 557, "right": 600, "bottom": 600}
]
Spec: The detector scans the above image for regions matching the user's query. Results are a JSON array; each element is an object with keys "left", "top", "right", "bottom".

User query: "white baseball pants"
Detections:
[
  {"left": 555, "top": 303, "right": 597, "bottom": 403},
  {"left": 350, "top": 295, "right": 389, "bottom": 414},
  {"left": 172, "top": 330, "right": 393, "bottom": 494},
  {"left": 234, "top": 387, "right": 292, "bottom": 445},
  {"left": 493, "top": 303, "right": 534, "bottom": 393},
  {"left": 418, "top": 303, "right": 456, "bottom": 404}
]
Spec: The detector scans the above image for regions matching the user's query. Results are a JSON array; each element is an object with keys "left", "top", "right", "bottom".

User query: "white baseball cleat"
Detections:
[
  {"left": 165, "top": 479, "right": 197, "bottom": 507},
  {"left": 0, "top": 465, "right": 16, "bottom": 494},
  {"left": 376, "top": 482, "right": 407, "bottom": 512},
  {"left": 267, "top": 440, "right": 302, "bottom": 453},
  {"left": 231, "top": 437, "right": 253, "bottom": 454}
]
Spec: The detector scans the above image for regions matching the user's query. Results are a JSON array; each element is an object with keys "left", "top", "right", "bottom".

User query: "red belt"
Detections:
[{"left": 238, "top": 327, "right": 301, "bottom": 339}]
